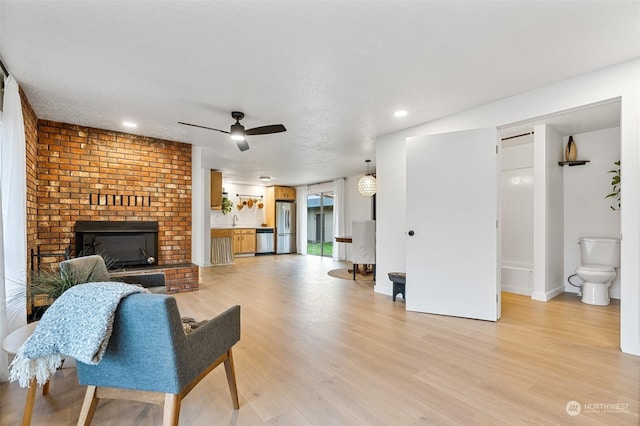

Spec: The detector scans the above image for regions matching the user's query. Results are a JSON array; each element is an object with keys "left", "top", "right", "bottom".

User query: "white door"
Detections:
[{"left": 406, "top": 127, "right": 500, "bottom": 321}]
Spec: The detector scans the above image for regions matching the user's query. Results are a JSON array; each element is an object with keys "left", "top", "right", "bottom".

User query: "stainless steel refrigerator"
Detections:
[{"left": 276, "top": 201, "right": 296, "bottom": 254}]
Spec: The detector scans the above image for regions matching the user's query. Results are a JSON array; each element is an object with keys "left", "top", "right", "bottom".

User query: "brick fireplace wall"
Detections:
[
  {"left": 32, "top": 120, "right": 197, "bottom": 292},
  {"left": 21, "top": 90, "right": 38, "bottom": 274}
]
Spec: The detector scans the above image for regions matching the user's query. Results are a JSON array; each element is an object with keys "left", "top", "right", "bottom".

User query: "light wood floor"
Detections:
[{"left": 1, "top": 254, "right": 638, "bottom": 425}]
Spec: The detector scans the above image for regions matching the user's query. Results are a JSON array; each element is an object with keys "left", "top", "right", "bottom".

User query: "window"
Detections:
[{"left": 306, "top": 192, "right": 334, "bottom": 257}]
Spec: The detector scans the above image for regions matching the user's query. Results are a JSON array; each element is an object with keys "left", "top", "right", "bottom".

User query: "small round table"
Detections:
[
  {"left": 2, "top": 321, "right": 39, "bottom": 354},
  {"left": 2, "top": 321, "right": 48, "bottom": 426}
]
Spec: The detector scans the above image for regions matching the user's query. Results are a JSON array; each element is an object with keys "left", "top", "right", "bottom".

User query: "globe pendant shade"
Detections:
[{"left": 358, "top": 174, "right": 377, "bottom": 196}]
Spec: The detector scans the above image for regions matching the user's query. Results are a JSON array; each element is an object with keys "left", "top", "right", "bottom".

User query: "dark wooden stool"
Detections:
[{"left": 388, "top": 272, "right": 406, "bottom": 301}]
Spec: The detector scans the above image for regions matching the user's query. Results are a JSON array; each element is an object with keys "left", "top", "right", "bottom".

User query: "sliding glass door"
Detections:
[{"left": 306, "top": 192, "right": 334, "bottom": 257}]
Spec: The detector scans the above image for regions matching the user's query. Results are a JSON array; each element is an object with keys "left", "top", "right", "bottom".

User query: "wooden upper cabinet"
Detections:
[
  {"left": 273, "top": 186, "right": 296, "bottom": 201},
  {"left": 211, "top": 170, "right": 223, "bottom": 209}
]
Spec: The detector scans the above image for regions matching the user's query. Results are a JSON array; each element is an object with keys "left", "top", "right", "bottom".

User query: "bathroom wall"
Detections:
[
  {"left": 532, "top": 125, "right": 565, "bottom": 301},
  {"left": 563, "top": 127, "right": 621, "bottom": 298},
  {"left": 500, "top": 136, "right": 534, "bottom": 295},
  {"left": 210, "top": 183, "right": 267, "bottom": 228}
]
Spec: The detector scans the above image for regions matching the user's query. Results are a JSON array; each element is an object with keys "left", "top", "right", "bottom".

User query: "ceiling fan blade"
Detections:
[
  {"left": 178, "top": 122, "right": 230, "bottom": 134},
  {"left": 244, "top": 124, "right": 286, "bottom": 136},
  {"left": 236, "top": 139, "right": 250, "bottom": 152}
]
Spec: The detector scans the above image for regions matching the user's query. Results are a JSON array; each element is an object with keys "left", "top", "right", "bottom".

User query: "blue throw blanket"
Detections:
[{"left": 9, "top": 282, "right": 148, "bottom": 387}]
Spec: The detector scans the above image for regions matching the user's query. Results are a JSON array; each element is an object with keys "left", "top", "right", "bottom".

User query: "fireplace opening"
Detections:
[{"left": 75, "top": 221, "right": 159, "bottom": 268}]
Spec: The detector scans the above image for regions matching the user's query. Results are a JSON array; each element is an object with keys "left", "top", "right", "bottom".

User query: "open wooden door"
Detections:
[{"left": 406, "top": 127, "right": 500, "bottom": 321}]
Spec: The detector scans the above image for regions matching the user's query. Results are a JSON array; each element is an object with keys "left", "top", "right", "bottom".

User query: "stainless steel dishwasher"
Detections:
[{"left": 256, "top": 228, "right": 274, "bottom": 254}]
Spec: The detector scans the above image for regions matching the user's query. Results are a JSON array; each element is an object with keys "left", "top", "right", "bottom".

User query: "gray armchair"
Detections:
[
  {"left": 75, "top": 293, "right": 241, "bottom": 425},
  {"left": 59, "top": 255, "right": 166, "bottom": 294}
]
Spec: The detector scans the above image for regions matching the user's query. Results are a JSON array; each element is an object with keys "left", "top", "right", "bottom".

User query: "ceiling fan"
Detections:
[{"left": 179, "top": 111, "right": 286, "bottom": 152}]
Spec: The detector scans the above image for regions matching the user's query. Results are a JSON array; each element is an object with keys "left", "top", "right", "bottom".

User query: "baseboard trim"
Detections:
[
  {"left": 501, "top": 284, "right": 531, "bottom": 296},
  {"left": 374, "top": 282, "right": 392, "bottom": 296},
  {"left": 531, "top": 285, "right": 565, "bottom": 302}
]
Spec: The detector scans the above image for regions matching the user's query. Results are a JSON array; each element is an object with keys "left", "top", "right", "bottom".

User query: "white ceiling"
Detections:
[{"left": 1, "top": 1, "right": 639, "bottom": 186}]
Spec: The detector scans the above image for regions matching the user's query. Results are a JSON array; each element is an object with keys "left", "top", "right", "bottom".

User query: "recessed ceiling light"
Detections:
[
  {"left": 122, "top": 121, "right": 137, "bottom": 128},
  {"left": 393, "top": 110, "right": 408, "bottom": 117}
]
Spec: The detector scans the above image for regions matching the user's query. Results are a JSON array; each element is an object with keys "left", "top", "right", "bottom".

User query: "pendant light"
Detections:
[{"left": 357, "top": 160, "right": 377, "bottom": 196}]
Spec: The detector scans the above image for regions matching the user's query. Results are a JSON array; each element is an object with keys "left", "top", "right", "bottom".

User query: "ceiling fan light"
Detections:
[{"left": 230, "top": 123, "right": 245, "bottom": 141}]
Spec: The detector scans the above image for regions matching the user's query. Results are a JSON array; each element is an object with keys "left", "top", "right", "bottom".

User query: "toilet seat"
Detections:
[{"left": 577, "top": 264, "right": 614, "bottom": 273}]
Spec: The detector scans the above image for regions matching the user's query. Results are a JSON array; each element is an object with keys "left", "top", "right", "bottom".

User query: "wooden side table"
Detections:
[{"left": 2, "top": 321, "right": 48, "bottom": 426}]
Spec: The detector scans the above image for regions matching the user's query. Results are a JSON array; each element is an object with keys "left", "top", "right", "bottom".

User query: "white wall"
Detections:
[
  {"left": 563, "top": 127, "right": 621, "bottom": 298},
  {"left": 535, "top": 125, "right": 565, "bottom": 301},
  {"left": 375, "top": 138, "right": 406, "bottom": 295},
  {"left": 375, "top": 58, "right": 640, "bottom": 355},
  {"left": 191, "top": 146, "right": 209, "bottom": 267},
  {"left": 210, "top": 183, "right": 267, "bottom": 228}
]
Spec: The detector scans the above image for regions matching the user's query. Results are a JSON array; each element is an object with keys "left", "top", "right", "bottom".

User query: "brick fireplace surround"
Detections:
[{"left": 21, "top": 91, "right": 198, "bottom": 294}]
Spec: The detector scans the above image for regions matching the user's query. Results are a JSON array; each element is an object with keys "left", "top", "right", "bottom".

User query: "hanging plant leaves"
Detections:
[{"left": 606, "top": 160, "right": 621, "bottom": 210}]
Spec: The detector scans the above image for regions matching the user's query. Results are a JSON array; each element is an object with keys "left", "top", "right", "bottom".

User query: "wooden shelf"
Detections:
[{"left": 558, "top": 160, "right": 590, "bottom": 167}]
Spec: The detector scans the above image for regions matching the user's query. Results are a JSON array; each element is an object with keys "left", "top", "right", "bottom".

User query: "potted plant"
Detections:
[
  {"left": 221, "top": 196, "right": 233, "bottom": 215},
  {"left": 29, "top": 254, "right": 119, "bottom": 310},
  {"left": 30, "top": 267, "right": 84, "bottom": 304}
]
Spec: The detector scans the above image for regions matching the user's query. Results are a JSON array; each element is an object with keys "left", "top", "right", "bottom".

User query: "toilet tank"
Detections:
[{"left": 579, "top": 237, "right": 621, "bottom": 267}]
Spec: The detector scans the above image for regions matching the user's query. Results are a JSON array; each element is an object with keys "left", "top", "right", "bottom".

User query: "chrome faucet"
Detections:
[{"left": 233, "top": 215, "right": 239, "bottom": 226}]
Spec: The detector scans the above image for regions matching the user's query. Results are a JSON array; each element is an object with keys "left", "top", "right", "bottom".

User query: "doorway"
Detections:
[
  {"left": 499, "top": 131, "right": 534, "bottom": 296},
  {"left": 307, "top": 192, "right": 334, "bottom": 257},
  {"left": 500, "top": 99, "right": 621, "bottom": 302}
]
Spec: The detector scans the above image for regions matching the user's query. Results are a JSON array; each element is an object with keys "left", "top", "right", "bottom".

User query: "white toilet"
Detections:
[{"left": 575, "top": 237, "right": 620, "bottom": 306}]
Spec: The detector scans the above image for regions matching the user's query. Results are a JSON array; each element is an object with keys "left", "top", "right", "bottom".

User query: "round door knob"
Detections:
[{"left": 408, "top": 230, "right": 415, "bottom": 236}]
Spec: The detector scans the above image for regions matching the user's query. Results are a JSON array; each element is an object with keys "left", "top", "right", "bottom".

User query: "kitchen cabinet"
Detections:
[
  {"left": 233, "top": 228, "right": 256, "bottom": 255},
  {"left": 211, "top": 170, "right": 223, "bottom": 209},
  {"left": 211, "top": 228, "right": 233, "bottom": 265},
  {"left": 273, "top": 186, "right": 296, "bottom": 201}
]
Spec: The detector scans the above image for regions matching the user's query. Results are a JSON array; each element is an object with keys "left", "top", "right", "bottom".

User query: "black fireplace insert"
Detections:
[{"left": 75, "top": 221, "right": 159, "bottom": 268}]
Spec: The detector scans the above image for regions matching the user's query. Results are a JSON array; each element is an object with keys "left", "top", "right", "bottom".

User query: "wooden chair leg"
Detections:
[
  {"left": 224, "top": 349, "right": 240, "bottom": 409},
  {"left": 42, "top": 379, "right": 50, "bottom": 396},
  {"left": 77, "top": 385, "right": 99, "bottom": 426},
  {"left": 163, "top": 393, "right": 181, "bottom": 426},
  {"left": 42, "top": 358, "right": 63, "bottom": 396},
  {"left": 22, "top": 378, "right": 38, "bottom": 426}
]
